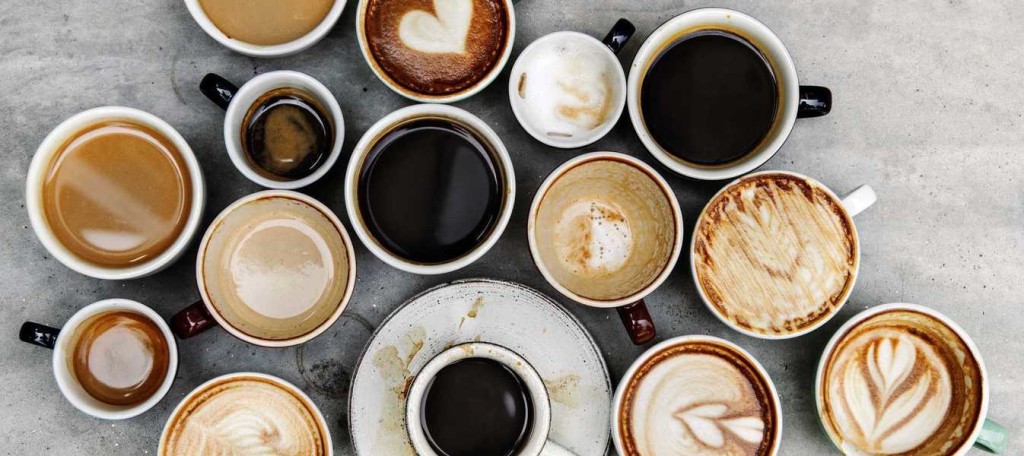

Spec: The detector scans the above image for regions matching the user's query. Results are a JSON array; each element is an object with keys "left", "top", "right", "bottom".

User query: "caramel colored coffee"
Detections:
[
  {"left": 69, "top": 311, "right": 170, "bottom": 406},
  {"left": 693, "top": 173, "right": 856, "bottom": 336},
  {"left": 363, "top": 0, "right": 510, "bottom": 96},
  {"left": 199, "top": 0, "right": 335, "bottom": 46},
  {"left": 42, "top": 121, "right": 192, "bottom": 268}
]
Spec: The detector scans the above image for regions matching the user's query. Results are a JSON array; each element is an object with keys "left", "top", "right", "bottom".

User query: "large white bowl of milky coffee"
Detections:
[{"left": 185, "top": 0, "right": 347, "bottom": 57}]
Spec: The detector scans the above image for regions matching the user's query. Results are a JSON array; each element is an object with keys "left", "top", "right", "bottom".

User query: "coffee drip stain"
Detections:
[
  {"left": 544, "top": 373, "right": 581, "bottom": 408},
  {"left": 370, "top": 325, "right": 426, "bottom": 456}
]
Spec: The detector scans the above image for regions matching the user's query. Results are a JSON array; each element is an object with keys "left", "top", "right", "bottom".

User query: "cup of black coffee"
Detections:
[
  {"left": 406, "top": 342, "right": 575, "bottom": 456},
  {"left": 627, "top": 8, "right": 832, "bottom": 180},
  {"left": 344, "top": 104, "right": 515, "bottom": 274}
]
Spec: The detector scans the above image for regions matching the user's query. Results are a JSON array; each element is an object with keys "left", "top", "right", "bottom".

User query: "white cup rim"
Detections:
[
  {"left": 52, "top": 298, "right": 178, "bottom": 420},
  {"left": 344, "top": 104, "right": 516, "bottom": 275},
  {"left": 610, "top": 335, "right": 782, "bottom": 455},
  {"left": 814, "top": 303, "right": 990, "bottom": 456},
  {"left": 527, "top": 152, "right": 683, "bottom": 308},
  {"left": 25, "top": 106, "right": 206, "bottom": 280},
  {"left": 194, "top": 190, "right": 357, "bottom": 347},
  {"left": 222, "top": 70, "right": 346, "bottom": 189},
  {"left": 689, "top": 170, "right": 861, "bottom": 339},
  {"left": 627, "top": 7, "right": 800, "bottom": 180},
  {"left": 184, "top": 0, "right": 348, "bottom": 58},
  {"left": 354, "top": 0, "right": 516, "bottom": 103},
  {"left": 507, "top": 31, "right": 627, "bottom": 149}
]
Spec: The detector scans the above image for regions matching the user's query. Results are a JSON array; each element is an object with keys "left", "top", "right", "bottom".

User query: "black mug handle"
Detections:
[
  {"left": 602, "top": 18, "right": 636, "bottom": 55},
  {"left": 200, "top": 73, "right": 239, "bottom": 111},
  {"left": 798, "top": 85, "right": 832, "bottom": 118},
  {"left": 19, "top": 322, "right": 60, "bottom": 350}
]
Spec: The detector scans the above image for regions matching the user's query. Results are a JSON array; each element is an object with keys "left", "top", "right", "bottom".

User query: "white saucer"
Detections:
[{"left": 348, "top": 278, "right": 611, "bottom": 455}]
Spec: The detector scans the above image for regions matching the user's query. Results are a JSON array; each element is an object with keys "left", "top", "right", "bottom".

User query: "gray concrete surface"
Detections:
[{"left": 1, "top": 0, "right": 1022, "bottom": 454}]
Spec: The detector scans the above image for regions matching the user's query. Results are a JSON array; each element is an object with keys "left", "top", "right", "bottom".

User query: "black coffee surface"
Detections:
[
  {"left": 421, "top": 358, "right": 533, "bottom": 456},
  {"left": 243, "top": 88, "right": 333, "bottom": 181},
  {"left": 357, "top": 118, "right": 503, "bottom": 264},
  {"left": 641, "top": 31, "right": 778, "bottom": 165}
]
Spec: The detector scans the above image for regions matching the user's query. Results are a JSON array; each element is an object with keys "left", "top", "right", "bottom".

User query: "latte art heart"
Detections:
[{"left": 399, "top": 0, "right": 473, "bottom": 54}]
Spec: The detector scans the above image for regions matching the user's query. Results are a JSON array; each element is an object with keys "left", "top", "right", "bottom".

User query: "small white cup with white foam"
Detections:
[{"left": 509, "top": 19, "right": 635, "bottom": 148}]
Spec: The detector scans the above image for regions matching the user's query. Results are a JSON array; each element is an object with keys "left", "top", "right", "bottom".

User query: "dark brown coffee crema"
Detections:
[
  {"left": 421, "top": 358, "right": 533, "bottom": 456},
  {"left": 242, "top": 87, "right": 334, "bottom": 181},
  {"left": 641, "top": 30, "right": 778, "bottom": 165},
  {"left": 69, "top": 311, "right": 170, "bottom": 406},
  {"left": 43, "top": 121, "right": 193, "bottom": 267},
  {"left": 363, "top": 0, "right": 510, "bottom": 96},
  {"left": 357, "top": 117, "right": 504, "bottom": 264}
]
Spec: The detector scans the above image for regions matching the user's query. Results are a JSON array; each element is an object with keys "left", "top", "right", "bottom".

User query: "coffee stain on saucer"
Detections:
[
  {"left": 545, "top": 373, "right": 581, "bottom": 408},
  {"left": 370, "top": 325, "right": 426, "bottom": 456},
  {"left": 468, "top": 295, "right": 485, "bottom": 318}
]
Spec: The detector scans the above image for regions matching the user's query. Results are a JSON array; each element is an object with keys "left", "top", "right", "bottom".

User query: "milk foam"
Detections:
[
  {"left": 554, "top": 200, "right": 632, "bottom": 275},
  {"left": 398, "top": 0, "right": 472, "bottom": 54}
]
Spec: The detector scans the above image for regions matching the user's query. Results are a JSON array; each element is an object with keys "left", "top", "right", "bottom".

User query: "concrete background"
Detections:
[{"left": 1, "top": 0, "right": 1022, "bottom": 454}]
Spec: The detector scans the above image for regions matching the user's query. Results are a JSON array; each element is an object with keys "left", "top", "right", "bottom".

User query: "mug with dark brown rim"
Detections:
[
  {"left": 170, "top": 190, "right": 356, "bottom": 347},
  {"left": 527, "top": 152, "right": 682, "bottom": 345}
]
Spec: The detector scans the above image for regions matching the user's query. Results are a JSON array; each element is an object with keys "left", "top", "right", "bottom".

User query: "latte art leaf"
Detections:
[{"left": 674, "top": 404, "right": 764, "bottom": 448}]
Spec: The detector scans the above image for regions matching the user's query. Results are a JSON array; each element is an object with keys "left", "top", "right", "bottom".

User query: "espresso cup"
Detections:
[
  {"left": 528, "top": 152, "right": 682, "bottom": 345},
  {"left": 26, "top": 106, "right": 206, "bottom": 280},
  {"left": 344, "top": 104, "right": 515, "bottom": 275},
  {"left": 612, "top": 335, "right": 782, "bottom": 455},
  {"left": 508, "top": 19, "right": 634, "bottom": 148},
  {"left": 406, "top": 342, "right": 574, "bottom": 456},
  {"left": 185, "top": 0, "right": 347, "bottom": 57},
  {"left": 200, "top": 71, "right": 345, "bottom": 189},
  {"left": 159, "top": 372, "right": 333, "bottom": 455},
  {"left": 355, "top": 0, "right": 516, "bottom": 102},
  {"left": 628, "top": 8, "right": 832, "bottom": 180},
  {"left": 18, "top": 299, "right": 178, "bottom": 420},
  {"left": 691, "top": 171, "right": 876, "bottom": 339},
  {"left": 170, "top": 190, "right": 357, "bottom": 347},
  {"left": 816, "top": 304, "right": 1008, "bottom": 455}
]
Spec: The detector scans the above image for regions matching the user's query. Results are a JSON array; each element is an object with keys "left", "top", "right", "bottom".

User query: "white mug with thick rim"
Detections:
[
  {"left": 184, "top": 0, "right": 348, "bottom": 58},
  {"left": 25, "top": 106, "right": 206, "bottom": 281}
]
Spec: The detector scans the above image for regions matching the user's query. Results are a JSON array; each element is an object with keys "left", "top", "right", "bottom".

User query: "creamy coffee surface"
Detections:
[
  {"left": 199, "top": 0, "right": 335, "bottom": 46},
  {"left": 69, "top": 311, "right": 170, "bottom": 406},
  {"left": 693, "top": 173, "right": 856, "bottom": 336},
  {"left": 161, "top": 377, "right": 327, "bottom": 455},
  {"left": 820, "top": 310, "right": 984, "bottom": 455},
  {"left": 619, "top": 341, "right": 777, "bottom": 456},
  {"left": 363, "top": 0, "right": 510, "bottom": 96}
]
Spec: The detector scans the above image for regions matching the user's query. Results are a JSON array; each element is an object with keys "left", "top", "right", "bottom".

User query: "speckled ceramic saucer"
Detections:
[{"left": 348, "top": 278, "right": 612, "bottom": 455}]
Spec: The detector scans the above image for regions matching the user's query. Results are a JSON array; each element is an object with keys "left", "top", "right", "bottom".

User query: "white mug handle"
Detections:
[
  {"left": 540, "top": 440, "right": 575, "bottom": 456},
  {"left": 841, "top": 185, "right": 877, "bottom": 217}
]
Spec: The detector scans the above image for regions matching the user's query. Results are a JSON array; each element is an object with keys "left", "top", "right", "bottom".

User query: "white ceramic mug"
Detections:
[
  {"left": 199, "top": 70, "right": 345, "bottom": 189},
  {"left": 627, "top": 8, "right": 832, "bottom": 180},
  {"left": 25, "top": 106, "right": 206, "bottom": 280},
  {"left": 18, "top": 299, "right": 178, "bottom": 420},
  {"left": 406, "top": 342, "right": 575, "bottom": 456},
  {"left": 344, "top": 104, "right": 516, "bottom": 275},
  {"left": 184, "top": 0, "right": 347, "bottom": 58}
]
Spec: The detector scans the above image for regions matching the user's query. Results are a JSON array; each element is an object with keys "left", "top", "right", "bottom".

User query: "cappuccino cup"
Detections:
[
  {"left": 171, "top": 190, "right": 356, "bottom": 347},
  {"left": 612, "top": 335, "right": 782, "bottom": 455},
  {"left": 816, "top": 304, "right": 1008, "bottom": 455},
  {"left": 19, "top": 299, "right": 178, "bottom": 420},
  {"left": 528, "top": 152, "right": 683, "bottom": 345},
  {"left": 185, "top": 0, "right": 347, "bottom": 57},
  {"left": 691, "top": 171, "right": 876, "bottom": 339}
]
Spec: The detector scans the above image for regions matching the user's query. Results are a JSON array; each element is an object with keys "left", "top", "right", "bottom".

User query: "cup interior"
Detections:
[
  {"left": 53, "top": 299, "right": 178, "bottom": 420},
  {"left": 184, "top": 0, "right": 347, "bottom": 57}
]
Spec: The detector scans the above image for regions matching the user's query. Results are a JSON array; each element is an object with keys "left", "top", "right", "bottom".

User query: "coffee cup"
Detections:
[
  {"left": 528, "top": 152, "right": 682, "bottom": 345},
  {"left": 200, "top": 71, "right": 345, "bottom": 189},
  {"left": 344, "top": 104, "right": 515, "bottom": 275},
  {"left": 170, "top": 190, "right": 357, "bottom": 347},
  {"left": 406, "top": 342, "right": 575, "bottom": 456},
  {"left": 508, "top": 19, "right": 634, "bottom": 148},
  {"left": 612, "top": 335, "right": 783, "bottom": 455},
  {"left": 19, "top": 299, "right": 178, "bottom": 420},
  {"left": 691, "top": 171, "right": 876, "bottom": 339},
  {"left": 816, "top": 303, "right": 1008, "bottom": 455},
  {"left": 628, "top": 8, "right": 832, "bottom": 180},
  {"left": 159, "top": 372, "right": 333, "bottom": 455},
  {"left": 355, "top": 0, "right": 516, "bottom": 102},
  {"left": 25, "top": 106, "right": 206, "bottom": 280},
  {"left": 185, "top": 0, "right": 347, "bottom": 57}
]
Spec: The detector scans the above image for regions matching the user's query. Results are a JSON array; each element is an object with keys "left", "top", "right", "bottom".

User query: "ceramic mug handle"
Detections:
[
  {"left": 170, "top": 301, "right": 219, "bottom": 339},
  {"left": 841, "top": 185, "right": 877, "bottom": 217},
  {"left": 200, "top": 73, "right": 239, "bottom": 111},
  {"left": 798, "top": 85, "right": 832, "bottom": 118},
  {"left": 602, "top": 19, "right": 636, "bottom": 55},
  {"left": 19, "top": 322, "right": 60, "bottom": 349},
  {"left": 616, "top": 300, "right": 656, "bottom": 345},
  {"left": 975, "top": 419, "right": 1009, "bottom": 453}
]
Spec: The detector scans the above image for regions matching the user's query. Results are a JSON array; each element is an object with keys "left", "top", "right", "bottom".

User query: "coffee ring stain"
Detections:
[{"left": 295, "top": 312, "right": 375, "bottom": 399}]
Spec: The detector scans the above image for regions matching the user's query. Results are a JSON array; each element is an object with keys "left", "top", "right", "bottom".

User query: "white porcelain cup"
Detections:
[
  {"left": 199, "top": 70, "right": 345, "bottom": 189},
  {"left": 25, "top": 106, "right": 206, "bottom": 280},
  {"left": 184, "top": 0, "right": 347, "bottom": 58},
  {"left": 627, "top": 8, "right": 833, "bottom": 180},
  {"left": 344, "top": 104, "right": 515, "bottom": 275},
  {"left": 18, "top": 299, "right": 178, "bottom": 420},
  {"left": 406, "top": 342, "right": 575, "bottom": 456}
]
